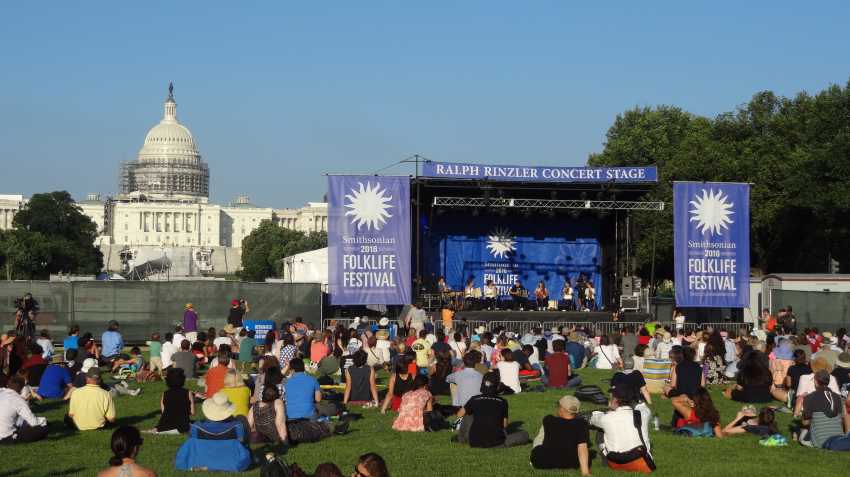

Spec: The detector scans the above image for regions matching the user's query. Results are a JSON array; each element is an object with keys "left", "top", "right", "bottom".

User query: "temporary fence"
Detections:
[{"left": 0, "top": 280, "right": 322, "bottom": 342}]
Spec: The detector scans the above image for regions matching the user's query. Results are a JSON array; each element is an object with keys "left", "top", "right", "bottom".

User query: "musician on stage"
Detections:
[
  {"left": 560, "top": 279, "right": 574, "bottom": 311},
  {"left": 463, "top": 279, "right": 479, "bottom": 310},
  {"left": 584, "top": 281, "right": 596, "bottom": 311},
  {"left": 534, "top": 281, "right": 549, "bottom": 311},
  {"left": 509, "top": 279, "right": 528, "bottom": 311},
  {"left": 483, "top": 280, "right": 498, "bottom": 310},
  {"left": 437, "top": 276, "right": 453, "bottom": 307}
]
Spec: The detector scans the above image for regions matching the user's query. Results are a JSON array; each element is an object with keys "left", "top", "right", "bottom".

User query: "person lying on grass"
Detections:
[
  {"left": 670, "top": 387, "right": 723, "bottom": 437},
  {"left": 722, "top": 406, "right": 778, "bottom": 438}
]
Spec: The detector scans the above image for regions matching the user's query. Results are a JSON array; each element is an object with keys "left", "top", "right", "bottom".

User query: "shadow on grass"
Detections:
[
  {"left": 116, "top": 410, "right": 161, "bottom": 427},
  {"left": 47, "top": 467, "right": 85, "bottom": 477},
  {"left": 0, "top": 468, "right": 26, "bottom": 477},
  {"left": 32, "top": 398, "right": 69, "bottom": 414}
]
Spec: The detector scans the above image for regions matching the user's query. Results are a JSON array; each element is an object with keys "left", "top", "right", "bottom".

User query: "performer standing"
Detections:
[
  {"left": 584, "top": 281, "right": 596, "bottom": 311},
  {"left": 560, "top": 279, "right": 574, "bottom": 311},
  {"left": 483, "top": 280, "right": 498, "bottom": 310},
  {"left": 534, "top": 281, "right": 549, "bottom": 311}
]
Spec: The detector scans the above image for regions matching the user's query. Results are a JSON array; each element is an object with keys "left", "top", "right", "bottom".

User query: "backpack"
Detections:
[
  {"left": 574, "top": 385, "right": 608, "bottom": 405},
  {"left": 259, "top": 453, "right": 307, "bottom": 477},
  {"left": 674, "top": 422, "right": 714, "bottom": 438}
]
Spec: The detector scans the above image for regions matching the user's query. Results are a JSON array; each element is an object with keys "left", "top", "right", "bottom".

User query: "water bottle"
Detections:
[{"left": 652, "top": 414, "right": 660, "bottom": 431}]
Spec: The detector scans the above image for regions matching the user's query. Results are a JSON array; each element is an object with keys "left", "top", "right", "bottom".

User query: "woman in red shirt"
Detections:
[{"left": 671, "top": 387, "right": 724, "bottom": 437}]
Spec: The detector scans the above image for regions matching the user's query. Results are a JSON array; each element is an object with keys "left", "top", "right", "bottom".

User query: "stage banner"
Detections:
[
  {"left": 328, "top": 175, "right": 411, "bottom": 305},
  {"left": 422, "top": 161, "right": 657, "bottom": 183},
  {"left": 674, "top": 182, "right": 750, "bottom": 308}
]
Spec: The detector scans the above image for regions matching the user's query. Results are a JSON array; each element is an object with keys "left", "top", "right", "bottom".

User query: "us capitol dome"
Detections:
[{"left": 119, "top": 82, "right": 210, "bottom": 202}]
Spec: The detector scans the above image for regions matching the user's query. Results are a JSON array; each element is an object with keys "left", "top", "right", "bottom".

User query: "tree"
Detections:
[
  {"left": 2, "top": 191, "right": 103, "bottom": 279},
  {"left": 588, "top": 78, "right": 850, "bottom": 284},
  {"left": 240, "top": 221, "right": 327, "bottom": 282}
]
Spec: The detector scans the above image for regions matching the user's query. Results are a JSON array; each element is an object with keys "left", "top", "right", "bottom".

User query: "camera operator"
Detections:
[{"left": 14, "top": 293, "right": 39, "bottom": 341}]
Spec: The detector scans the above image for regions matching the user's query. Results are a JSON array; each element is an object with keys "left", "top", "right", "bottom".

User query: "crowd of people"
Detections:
[{"left": 4, "top": 296, "right": 850, "bottom": 475}]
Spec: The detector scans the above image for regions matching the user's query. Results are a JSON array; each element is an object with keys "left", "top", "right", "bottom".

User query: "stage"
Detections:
[{"left": 453, "top": 310, "right": 651, "bottom": 323}]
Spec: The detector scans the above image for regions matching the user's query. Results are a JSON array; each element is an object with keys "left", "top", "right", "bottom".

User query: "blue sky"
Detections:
[{"left": 1, "top": 2, "right": 847, "bottom": 207}]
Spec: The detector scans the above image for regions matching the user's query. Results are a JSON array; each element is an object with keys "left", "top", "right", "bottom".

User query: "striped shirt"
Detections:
[{"left": 803, "top": 390, "right": 845, "bottom": 448}]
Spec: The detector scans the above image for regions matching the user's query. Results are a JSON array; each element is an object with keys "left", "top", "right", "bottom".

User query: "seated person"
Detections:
[
  {"left": 247, "top": 385, "right": 288, "bottom": 444},
  {"left": 611, "top": 371, "right": 653, "bottom": 406},
  {"left": 172, "top": 340, "right": 197, "bottom": 379},
  {"left": 37, "top": 354, "right": 74, "bottom": 399},
  {"left": 284, "top": 358, "right": 322, "bottom": 420},
  {"left": 446, "top": 351, "right": 484, "bottom": 408},
  {"left": 155, "top": 367, "right": 194, "bottom": 434},
  {"left": 530, "top": 395, "right": 591, "bottom": 474},
  {"left": 221, "top": 369, "right": 251, "bottom": 418},
  {"left": 392, "top": 375, "right": 433, "bottom": 432},
  {"left": 722, "top": 406, "right": 778, "bottom": 438},
  {"left": 801, "top": 370, "right": 850, "bottom": 450},
  {"left": 316, "top": 347, "right": 342, "bottom": 386},
  {"left": 794, "top": 357, "right": 840, "bottom": 416},
  {"left": 203, "top": 351, "right": 231, "bottom": 397},
  {"left": 670, "top": 387, "right": 723, "bottom": 437},
  {"left": 67, "top": 367, "right": 116, "bottom": 431},
  {"left": 544, "top": 340, "right": 581, "bottom": 389},
  {"left": 723, "top": 350, "right": 774, "bottom": 403},
  {"left": 380, "top": 358, "right": 415, "bottom": 414},
  {"left": 111, "top": 346, "right": 144, "bottom": 374},
  {"left": 0, "top": 375, "right": 48, "bottom": 444},
  {"left": 664, "top": 346, "right": 703, "bottom": 398},
  {"left": 590, "top": 384, "right": 654, "bottom": 473},
  {"left": 456, "top": 371, "right": 529, "bottom": 448},
  {"left": 175, "top": 392, "right": 251, "bottom": 472},
  {"left": 496, "top": 349, "right": 521, "bottom": 394},
  {"left": 97, "top": 426, "right": 157, "bottom": 477},
  {"left": 343, "top": 350, "right": 379, "bottom": 406},
  {"left": 513, "top": 345, "right": 542, "bottom": 379}
]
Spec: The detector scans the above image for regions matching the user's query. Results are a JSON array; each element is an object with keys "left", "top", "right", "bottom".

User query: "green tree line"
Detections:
[
  {"left": 589, "top": 79, "right": 850, "bottom": 284},
  {"left": 239, "top": 220, "right": 327, "bottom": 282}
]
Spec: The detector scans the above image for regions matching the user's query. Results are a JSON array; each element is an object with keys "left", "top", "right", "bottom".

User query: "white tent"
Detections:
[{"left": 281, "top": 247, "right": 328, "bottom": 286}]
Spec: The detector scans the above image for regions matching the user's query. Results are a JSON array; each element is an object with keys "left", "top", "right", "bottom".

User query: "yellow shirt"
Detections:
[
  {"left": 69, "top": 384, "right": 115, "bottom": 430},
  {"left": 221, "top": 386, "right": 251, "bottom": 417}
]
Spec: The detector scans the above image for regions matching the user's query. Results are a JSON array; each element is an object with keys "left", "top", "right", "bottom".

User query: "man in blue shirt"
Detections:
[
  {"left": 38, "top": 360, "right": 73, "bottom": 399},
  {"left": 564, "top": 332, "right": 586, "bottom": 369},
  {"left": 101, "top": 320, "right": 124, "bottom": 360},
  {"left": 284, "top": 359, "right": 321, "bottom": 420}
]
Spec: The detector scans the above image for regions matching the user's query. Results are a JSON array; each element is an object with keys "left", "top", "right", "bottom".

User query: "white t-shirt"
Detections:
[
  {"left": 595, "top": 344, "right": 621, "bottom": 369},
  {"left": 213, "top": 336, "right": 233, "bottom": 350},
  {"left": 674, "top": 315, "right": 685, "bottom": 330},
  {"left": 449, "top": 341, "right": 467, "bottom": 359},
  {"left": 480, "top": 344, "right": 494, "bottom": 363},
  {"left": 497, "top": 361, "right": 521, "bottom": 394},
  {"left": 796, "top": 373, "right": 840, "bottom": 397},
  {"left": 161, "top": 341, "right": 177, "bottom": 368},
  {"left": 172, "top": 333, "right": 187, "bottom": 347}
]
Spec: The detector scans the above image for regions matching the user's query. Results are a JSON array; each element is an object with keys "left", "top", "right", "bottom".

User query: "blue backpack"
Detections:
[
  {"left": 175, "top": 420, "right": 252, "bottom": 472},
  {"left": 674, "top": 421, "right": 714, "bottom": 438}
]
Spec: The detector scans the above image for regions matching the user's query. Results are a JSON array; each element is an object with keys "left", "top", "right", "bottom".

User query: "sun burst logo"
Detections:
[
  {"left": 344, "top": 181, "right": 394, "bottom": 231},
  {"left": 689, "top": 188, "right": 735, "bottom": 236},
  {"left": 486, "top": 227, "right": 516, "bottom": 259}
]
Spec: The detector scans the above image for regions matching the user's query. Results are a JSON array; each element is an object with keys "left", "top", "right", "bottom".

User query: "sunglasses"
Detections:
[{"left": 353, "top": 465, "right": 368, "bottom": 477}]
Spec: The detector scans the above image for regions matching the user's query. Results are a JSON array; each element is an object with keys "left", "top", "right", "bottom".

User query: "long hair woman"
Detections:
[
  {"left": 97, "top": 426, "right": 156, "bottom": 477},
  {"left": 671, "top": 386, "right": 723, "bottom": 437}
]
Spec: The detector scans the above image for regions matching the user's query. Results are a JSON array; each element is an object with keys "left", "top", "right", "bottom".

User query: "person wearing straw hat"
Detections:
[
  {"left": 183, "top": 303, "right": 199, "bottom": 344},
  {"left": 531, "top": 395, "right": 591, "bottom": 474},
  {"left": 175, "top": 391, "right": 251, "bottom": 471},
  {"left": 831, "top": 352, "right": 850, "bottom": 389}
]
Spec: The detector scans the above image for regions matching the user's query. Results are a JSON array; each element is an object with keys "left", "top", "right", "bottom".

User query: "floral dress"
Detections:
[
  {"left": 392, "top": 388, "right": 432, "bottom": 432},
  {"left": 703, "top": 356, "right": 726, "bottom": 385}
]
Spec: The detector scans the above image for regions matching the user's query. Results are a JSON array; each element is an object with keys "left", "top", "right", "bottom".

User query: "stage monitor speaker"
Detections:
[
  {"left": 621, "top": 277, "right": 633, "bottom": 296},
  {"left": 620, "top": 295, "right": 640, "bottom": 311}
]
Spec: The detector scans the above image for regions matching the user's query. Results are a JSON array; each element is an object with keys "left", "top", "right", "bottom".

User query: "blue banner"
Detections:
[
  {"left": 422, "top": 161, "right": 657, "bottom": 183},
  {"left": 328, "top": 176, "right": 411, "bottom": 305},
  {"left": 243, "top": 320, "right": 276, "bottom": 340},
  {"left": 674, "top": 182, "right": 750, "bottom": 308},
  {"left": 424, "top": 216, "right": 602, "bottom": 308}
]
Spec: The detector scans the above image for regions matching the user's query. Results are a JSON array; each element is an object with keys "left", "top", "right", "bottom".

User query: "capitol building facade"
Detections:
[{"left": 2, "top": 85, "right": 327, "bottom": 276}]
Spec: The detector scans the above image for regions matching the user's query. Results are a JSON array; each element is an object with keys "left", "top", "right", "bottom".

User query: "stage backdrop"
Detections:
[
  {"left": 424, "top": 216, "right": 601, "bottom": 305},
  {"left": 328, "top": 176, "right": 411, "bottom": 305},
  {"left": 674, "top": 182, "right": 750, "bottom": 308}
]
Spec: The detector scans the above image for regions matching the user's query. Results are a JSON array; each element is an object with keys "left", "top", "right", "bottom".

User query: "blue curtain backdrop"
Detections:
[{"left": 423, "top": 215, "right": 601, "bottom": 303}]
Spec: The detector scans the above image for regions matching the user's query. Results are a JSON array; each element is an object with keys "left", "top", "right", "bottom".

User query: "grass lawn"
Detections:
[{"left": 5, "top": 368, "right": 850, "bottom": 476}]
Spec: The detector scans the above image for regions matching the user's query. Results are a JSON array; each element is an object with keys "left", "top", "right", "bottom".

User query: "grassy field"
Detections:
[{"left": 5, "top": 368, "right": 850, "bottom": 477}]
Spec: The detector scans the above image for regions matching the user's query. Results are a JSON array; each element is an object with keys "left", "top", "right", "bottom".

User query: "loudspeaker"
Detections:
[{"left": 621, "top": 277, "right": 633, "bottom": 296}]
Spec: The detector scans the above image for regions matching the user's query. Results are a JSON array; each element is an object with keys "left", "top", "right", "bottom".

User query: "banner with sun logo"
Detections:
[
  {"left": 328, "top": 175, "right": 411, "bottom": 305},
  {"left": 674, "top": 182, "right": 750, "bottom": 308}
]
